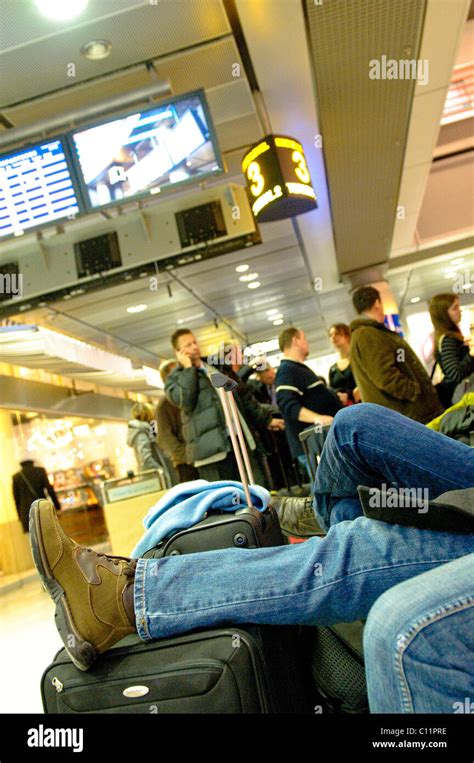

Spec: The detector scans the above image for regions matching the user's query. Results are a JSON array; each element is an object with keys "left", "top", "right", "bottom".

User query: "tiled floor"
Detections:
[
  {"left": 0, "top": 541, "right": 112, "bottom": 713},
  {"left": 0, "top": 578, "right": 64, "bottom": 713}
]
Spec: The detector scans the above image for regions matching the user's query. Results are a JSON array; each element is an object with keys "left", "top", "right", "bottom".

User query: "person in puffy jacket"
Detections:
[
  {"left": 126, "top": 403, "right": 175, "bottom": 487},
  {"left": 165, "top": 329, "right": 284, "bottom": 484}
]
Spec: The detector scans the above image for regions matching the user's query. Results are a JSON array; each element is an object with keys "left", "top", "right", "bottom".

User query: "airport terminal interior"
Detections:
[{"left": 0, "top": 0, "right": 473, "bottom": 719}]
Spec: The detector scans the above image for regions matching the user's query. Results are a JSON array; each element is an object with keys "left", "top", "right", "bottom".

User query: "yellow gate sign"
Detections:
[{"left": 242, "top": 135, "right": 317, "bottom": 222}]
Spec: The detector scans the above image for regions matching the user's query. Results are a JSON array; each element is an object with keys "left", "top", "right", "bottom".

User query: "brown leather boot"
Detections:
[{"left": 29, "top": 499, "right": 137, "bottom": 671}]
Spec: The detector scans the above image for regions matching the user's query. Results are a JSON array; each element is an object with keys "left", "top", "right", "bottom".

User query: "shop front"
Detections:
[{"left": 0, "top": 359, "right": 160, "bottom": 576}]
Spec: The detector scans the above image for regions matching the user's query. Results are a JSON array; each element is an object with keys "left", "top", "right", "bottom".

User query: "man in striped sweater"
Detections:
[{"left": 275, "top": 327, "right": 341, "bottom": 469}]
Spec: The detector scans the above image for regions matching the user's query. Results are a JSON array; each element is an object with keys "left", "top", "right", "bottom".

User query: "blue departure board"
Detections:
[{"left": 0, "top": 139, "right": 80, "bottom": 238}]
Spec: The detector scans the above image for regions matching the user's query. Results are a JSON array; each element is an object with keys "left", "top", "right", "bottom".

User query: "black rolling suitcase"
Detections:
[
  {"left": 41, "top": 372, "right": 310, "bottom": 714},
  {"left": 42, "top": 626, "right": 307, "bottom": 714},
  {"left": 143, "top": 504, "right": 283, "bottom": 558}
]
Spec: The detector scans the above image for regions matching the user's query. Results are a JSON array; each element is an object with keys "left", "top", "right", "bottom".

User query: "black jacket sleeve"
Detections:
[
  {"left": 238, "top": 381, "right": 273, "bottom": 429},
  {"left": 12, "top": 476, "right": 21, "bottom": 512}
]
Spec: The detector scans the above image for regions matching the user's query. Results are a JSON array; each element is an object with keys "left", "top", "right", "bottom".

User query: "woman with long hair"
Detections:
[
  {"left": 429, "top": 293, "right": 474, "bottom": 406},
  {"left": 328, "top": 323, "right": 360, "bottom": 404}
]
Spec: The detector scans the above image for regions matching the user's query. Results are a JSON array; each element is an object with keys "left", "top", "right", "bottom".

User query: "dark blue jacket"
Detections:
[{"left": 276, "top": 358, "right": 341, "bottom": 457}]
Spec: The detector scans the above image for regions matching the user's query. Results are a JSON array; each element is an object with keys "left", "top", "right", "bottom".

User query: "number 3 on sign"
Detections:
[
  {"left": 291, "top": 150, "right": 310, "bottom": 183},
  {"left": 247, "top": 161, "right": 265, "bottom": 196}
]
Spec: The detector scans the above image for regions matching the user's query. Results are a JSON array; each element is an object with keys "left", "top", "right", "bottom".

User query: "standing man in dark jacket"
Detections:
[
  {"left": 165, "top": 329, "right": 284, "bottom": 483},
  {"left": 350, "top": 286, "right": 443, "bottom": 423},
  {"left": 240, "top": 360, "right": 296, "bottom": 490},
  {"left": 13, "top": 458, "right": 61, "bottom": 533},
  {"left": 275, "top": 327, "right": 341, "bottom": 466}
]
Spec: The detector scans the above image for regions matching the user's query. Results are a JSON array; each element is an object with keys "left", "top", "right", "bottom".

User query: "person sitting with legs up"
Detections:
[{"left": 30, "top": 404, "right": 474, "bottom": 712}]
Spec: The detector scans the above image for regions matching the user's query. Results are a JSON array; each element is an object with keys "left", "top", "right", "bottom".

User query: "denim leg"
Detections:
[
  {"left": 134, "top": 516, "right": 474, "bottom": 641},
  {"left": 364, "top": 553, "right": 474, "bottom": 713},
  {"left": 313, "top": 404, "right": 474, "bottom": 530},
  {"left": 329, "top": 498, "right": 363, "bottom": 526}
]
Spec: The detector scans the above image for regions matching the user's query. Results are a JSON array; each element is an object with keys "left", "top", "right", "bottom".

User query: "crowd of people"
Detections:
[
  {"left": 126, "top": 285, "right": 473, "bottom": 490},
  {"left": 29, "top": 284, "right": 473, "bottom": 715}
]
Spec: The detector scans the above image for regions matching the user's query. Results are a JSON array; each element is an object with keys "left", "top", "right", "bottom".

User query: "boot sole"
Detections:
[{"left": 29, "top": 500, "right": 98, "bottom": 672}]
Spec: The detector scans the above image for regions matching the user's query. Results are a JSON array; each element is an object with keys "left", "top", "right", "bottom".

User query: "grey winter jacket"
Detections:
[
  {"left": 165, "top": 364, "right": 273, "bottom": 465},
  {"left": 126, "top": 420, "right": 174, "bottom": 485}
]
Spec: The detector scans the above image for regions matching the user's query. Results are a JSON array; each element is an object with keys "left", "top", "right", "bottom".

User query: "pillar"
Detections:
[{"left": 0, "top": 410, "right": 33, "bottom": 574}]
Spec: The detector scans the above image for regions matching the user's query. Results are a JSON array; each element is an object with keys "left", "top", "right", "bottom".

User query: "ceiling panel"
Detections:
[
  {"left": 152, "top": 36, "right": 242, "bottom": 95},
  {"left": 305, "top": 0, "right": 427, "bottom": 274},
  {"left": 0, "top": 0, "right": 230, "bottom": 107},
  {"left": 3, "top": 66, "right": 153, "bottom": 126}
]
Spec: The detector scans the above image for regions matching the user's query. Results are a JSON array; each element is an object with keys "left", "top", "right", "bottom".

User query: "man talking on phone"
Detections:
[{"left": 165, "top": 329, "right": 284, "bottom": 483}]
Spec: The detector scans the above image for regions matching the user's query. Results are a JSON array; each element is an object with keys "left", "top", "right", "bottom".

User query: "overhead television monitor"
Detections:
[
  {"left": 69, "top": 90, "right": 224, "bottom": 211},
  {"left": 0, "top": 138, "right": 81, "bottom": 239}
]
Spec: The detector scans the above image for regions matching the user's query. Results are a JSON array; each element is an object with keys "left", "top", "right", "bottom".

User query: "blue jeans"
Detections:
[
  {"left": 364, "top": 553, "right": 474, "bottom": 713},
  {"left": 313, "top": 404, "right": 474, "bottom": 531},
  {"left": 134, "top": 405, "right": 474, "bottom": 701}
]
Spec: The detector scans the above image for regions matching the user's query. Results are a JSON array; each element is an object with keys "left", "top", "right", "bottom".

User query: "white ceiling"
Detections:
[{"left": 392, "top": 0, "right": 471, "bottom": 255}]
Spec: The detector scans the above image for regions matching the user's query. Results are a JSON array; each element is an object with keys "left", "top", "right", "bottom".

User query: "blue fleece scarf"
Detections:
[{"left": 131, "top": 479, "right": 271, "bottom": 558}]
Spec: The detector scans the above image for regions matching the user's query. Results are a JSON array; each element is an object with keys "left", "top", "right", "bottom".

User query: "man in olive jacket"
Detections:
[
  {"left": 165, "top": 329, "right": 284, "bottom": 483},
  {"left": 350, "top": 286, "right": 443, "bottom": 423}
]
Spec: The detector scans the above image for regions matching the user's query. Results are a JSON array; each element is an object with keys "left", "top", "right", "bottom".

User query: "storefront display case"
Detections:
[{"left": 51, "top": 459, "right": 114, "bottom": 545}]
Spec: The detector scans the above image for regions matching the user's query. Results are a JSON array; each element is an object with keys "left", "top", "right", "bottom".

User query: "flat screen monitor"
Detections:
[
  {"left": 69, "top": 90, "right": 223, "bottom": 211},
  {"left": 0, "top": 138, "right": 81, "bottom": 239}
]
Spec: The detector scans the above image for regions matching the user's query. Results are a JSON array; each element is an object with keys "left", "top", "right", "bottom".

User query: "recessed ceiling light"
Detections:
[
  {"left": 236, "top": 264, "right": 249, "bottom": 273},
  {"left": 410, "top": 297, "right": 421, "bottom": 304},
  {"left": 239, "top": 272, "right": 259, "bottom": 282},
  {"left": 127, "top": 304, "right": 148, "bottom": 314},
  {"left": 36, "top": 0, "right": 88, "bottom": 21},
  {"left": 444, "top": 272, "right": 457, "bottom": 279},
  {"left": 81, "top": 39, "right": 112, "bottom": 60},
  {"left": 269, "top": 313, "right": 283, "bottom": 320},
  {"left": 248, "top": 281, "right": 261, "bottom": 289},
  {"left": 266, "top": 309, "right": 278, "bottom": 316},
  {"left": 450, "top": 257, "right": 464, "bottom": 266},
  {"left": 273, "top": 319, "right": 284, "bottom": 326},
  {"left": 462, "top": 282, "right": 472, "bottom": 290}
]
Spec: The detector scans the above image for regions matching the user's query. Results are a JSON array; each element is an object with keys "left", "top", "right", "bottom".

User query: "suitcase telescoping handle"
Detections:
[{"left": 210, "top": 372, "right": 255, "bottom": 509}]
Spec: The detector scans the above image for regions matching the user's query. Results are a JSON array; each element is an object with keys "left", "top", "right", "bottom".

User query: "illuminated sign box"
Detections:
[{"left": 242, "top": 135, "right": 317, "bottom": 222}]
